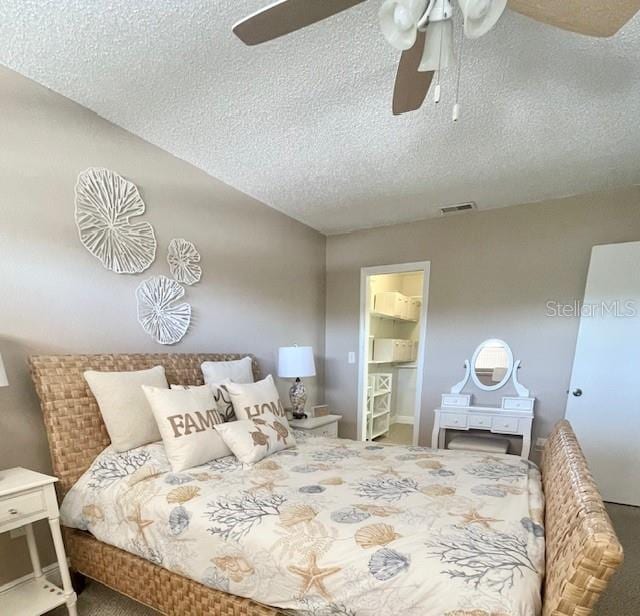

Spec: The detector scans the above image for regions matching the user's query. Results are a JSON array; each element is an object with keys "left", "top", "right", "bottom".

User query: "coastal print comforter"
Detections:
[{"left": 60, "top": 433, "right": 545, "bottom": 616}]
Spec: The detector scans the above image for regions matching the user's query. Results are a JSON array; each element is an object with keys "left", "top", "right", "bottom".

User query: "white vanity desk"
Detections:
[
  {"left": 435, "top": 338, "right": 535, "bottom": 460},
  {"left": 432, "top": 405, "right": 534, "bottom": 459}
]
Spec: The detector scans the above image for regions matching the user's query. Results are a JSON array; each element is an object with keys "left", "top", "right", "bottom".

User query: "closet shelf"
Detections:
[
  {"left": 372, "top": 409, "right": 391, "bottom": 419},
  {"left": 370, "top": 311, "right": 417, "bottom": 323},
  {"left": 368, "top": 360, "right": 414, "bottom": 365}
]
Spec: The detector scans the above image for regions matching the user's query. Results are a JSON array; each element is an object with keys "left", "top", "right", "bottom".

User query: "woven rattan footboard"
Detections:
[
  {"left": 541, "top": 420, "right": 623, "bottom": 615},
  {"left": 30, "top": 354, "right": 623, "bottom": 616},
  {"left": 64, "top": 527, "right": 279, "bottom": 615}
]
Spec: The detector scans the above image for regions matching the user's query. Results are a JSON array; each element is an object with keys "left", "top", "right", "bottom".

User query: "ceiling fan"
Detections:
[{"left": 233, "top": 0, "right": 640, "bottom": 115}]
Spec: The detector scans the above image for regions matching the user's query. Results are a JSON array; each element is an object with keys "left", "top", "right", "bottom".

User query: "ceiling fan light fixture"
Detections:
[
  {"left": 393, "top": 4, "right": 415, "bottom": 30},
  {"left": 418, "top": 19, "right": 455, "bottom": 72},
  {"left": 458, "top": 0, "right": 508, "bottom": 39},
  {"left": 379, "top": 0, "right": 429, "bottom": 50}
]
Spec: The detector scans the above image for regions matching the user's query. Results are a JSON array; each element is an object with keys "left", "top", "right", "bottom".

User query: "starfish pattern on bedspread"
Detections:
[{"left": 288, "top": 552, "right": 342, "bottom": 601}]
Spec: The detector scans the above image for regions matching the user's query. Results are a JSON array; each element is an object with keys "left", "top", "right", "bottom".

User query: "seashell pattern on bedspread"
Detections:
[{"left": 60, "top": 433, "right": 544, "bottom": 616}]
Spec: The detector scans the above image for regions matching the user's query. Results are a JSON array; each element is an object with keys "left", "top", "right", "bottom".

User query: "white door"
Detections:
[{"left": 565, "top": 241, "right": 640, "bottom": 506}]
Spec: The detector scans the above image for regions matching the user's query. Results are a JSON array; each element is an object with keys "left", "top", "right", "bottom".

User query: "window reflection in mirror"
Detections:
[{"left": 473, "top": 343, "right": 510, "bottom": 387}]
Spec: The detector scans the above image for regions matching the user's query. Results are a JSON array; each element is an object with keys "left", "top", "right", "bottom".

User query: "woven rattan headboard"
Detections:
[{"left": 30, "top": 353, "right": 260, "bottom": 497}]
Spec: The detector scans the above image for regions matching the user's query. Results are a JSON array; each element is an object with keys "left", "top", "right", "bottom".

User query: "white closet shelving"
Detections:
[
  {"left": 368, "top": 293, "right": 421, "bottom": 368},
  {"left": 360, "top": 265, "right": 428, "bottom": 445},
  {"left": 367, "top": 373, "right": 392, "bottom": 440},
  {"left": 364, "top": 274, "right": 424, "bottom": 442}
]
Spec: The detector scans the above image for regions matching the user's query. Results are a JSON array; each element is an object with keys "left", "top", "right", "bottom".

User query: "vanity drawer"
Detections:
[
  {"left": 491, "top": 416, "right": 519, "bottom": 434},
  {"left": 468, "top": 414, "right": 492, "bottom": 429},
  {"left": 502, "top": 397, "right": 535, "bottom": 411},
  {"left": 441, "top": 413, "right": 468, "bottom": 429},
  {"left": 0, "top": 490, "right": 45, "bottom": 525}
]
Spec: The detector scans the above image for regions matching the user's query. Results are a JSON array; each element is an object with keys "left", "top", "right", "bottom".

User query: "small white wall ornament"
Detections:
[
  {"left": 136, "top": 275, "right": 191, "bottom": 345},
  {"left": 167, "top": 238, "right": 202, "bottom": 285},
  {"left": 75, "top": 167, "right": 157, "bottom": 274}
]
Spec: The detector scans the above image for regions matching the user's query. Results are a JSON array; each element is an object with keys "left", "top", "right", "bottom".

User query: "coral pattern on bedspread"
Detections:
[{"left": 60, "top": 433, "right": 544, "bottom": 616}]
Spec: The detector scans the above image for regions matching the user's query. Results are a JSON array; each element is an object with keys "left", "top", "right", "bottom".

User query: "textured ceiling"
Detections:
[{"left": 1, "top": 1, "right": 639, "bottom": 234}]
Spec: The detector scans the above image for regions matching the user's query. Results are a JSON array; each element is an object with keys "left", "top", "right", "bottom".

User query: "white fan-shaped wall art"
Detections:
[
  {"left": 136, "top": 275, "right": 191, "bottom": 345},
  {"left": 75, "top": 167, "right": 157, "bottom": 274},
  {"left": 167, "top": 238, "right": 202, "bottom": 285}
]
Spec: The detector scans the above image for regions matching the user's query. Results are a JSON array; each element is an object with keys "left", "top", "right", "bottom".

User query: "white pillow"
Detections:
[
  {"left": 215, "top": 413, "right": 295, "bottom": 464},
  {"left": 225, "top": 375, "right": 287, "bottom": 421},
  {"left": 201, "top": 356, "right": 254, "bottom": 385},
  {"left": 84, "top": 365, "right": 168, "bottom": 452},
  {"left": 142, "top": 385, "right": 231, "bottom": 472},
  {"left": 171, "top": 382, "right": 236, "bottom": 422}
]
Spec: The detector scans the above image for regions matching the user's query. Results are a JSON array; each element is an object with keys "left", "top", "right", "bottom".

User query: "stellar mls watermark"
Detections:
[{"left": 546, "top": 300, "right": 638, "bottom": 318}]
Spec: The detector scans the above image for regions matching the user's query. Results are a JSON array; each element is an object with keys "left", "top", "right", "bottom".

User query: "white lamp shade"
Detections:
[
  {"left": 0, "top": 354, "right": 8, "bottom": 388},
  {"left": 459, "top": 0, "right": 507, "bottom": 39},
  {"left": 379, "top": 0, "right": 427, "bottom": 51},
  {"left": 278, "top": 346, "right": 316, "bottom": 379},
  {"left": 419, "top": 20, "right": 455, "bottom": 72}
]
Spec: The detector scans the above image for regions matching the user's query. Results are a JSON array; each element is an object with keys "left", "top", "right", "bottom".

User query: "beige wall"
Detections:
[
  {"left": 0, "top": 66, "right": 326, "bottom": 584},
  {"left": 325, "top": 187, "right": 640, "bottom": 450}
]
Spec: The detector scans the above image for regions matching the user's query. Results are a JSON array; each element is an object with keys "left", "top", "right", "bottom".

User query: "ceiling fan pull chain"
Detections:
[
  {"left": 452, "top": 11, "right": 465, "bottom": 122},
  {"left": 434, "top": 9, "right": 446, "bottom": 105}
]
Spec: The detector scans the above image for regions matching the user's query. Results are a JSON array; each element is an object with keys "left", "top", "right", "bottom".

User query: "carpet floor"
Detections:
[
  {"left": 596, "top": 502, "right": 640, "bottom": 615},
  {"left": 48, "top": 502, "right": 638, "bottom": 615},
  {"left": 49, "top": 581, "right": 157, "bottom": 616}
]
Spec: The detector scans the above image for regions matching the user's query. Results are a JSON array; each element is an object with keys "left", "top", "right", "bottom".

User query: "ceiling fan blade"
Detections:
[
  {"left": 508, "top": 0, "right": 640, "bottom": 37},
  {"left": 392, "top": 30, "right": 434, "bottom": 116},
  {"left": 233, "top": 0, "right": 367, "bottom": 45}
]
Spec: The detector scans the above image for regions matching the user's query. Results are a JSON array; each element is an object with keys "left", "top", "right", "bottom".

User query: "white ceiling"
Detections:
[{"left": 1, "top": 1, "right": 639, "bottom": 234}]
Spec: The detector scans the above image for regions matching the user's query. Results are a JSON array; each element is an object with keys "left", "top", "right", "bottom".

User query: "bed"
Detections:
[{"left": 30, "top": 353, "right": 623, "bottom": 616}]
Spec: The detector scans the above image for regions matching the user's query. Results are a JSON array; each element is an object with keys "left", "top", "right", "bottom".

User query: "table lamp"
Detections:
[{"left": 278, "top": 346, "right": 316, "bottom": 419}]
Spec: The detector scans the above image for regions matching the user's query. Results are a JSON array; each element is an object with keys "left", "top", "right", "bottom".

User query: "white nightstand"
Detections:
[
  {"left": 0, "top": 468, "right": 77, "bottom": 615},
  {"left": 289, "top": 414, "right": 341, "bottom": 438}
]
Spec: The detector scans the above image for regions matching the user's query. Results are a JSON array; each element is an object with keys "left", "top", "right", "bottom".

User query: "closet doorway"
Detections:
[{"left": 357, "top": 262, "right": 430, "bottom": 446}]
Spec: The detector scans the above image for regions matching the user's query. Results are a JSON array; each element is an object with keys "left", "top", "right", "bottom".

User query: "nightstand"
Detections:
[
  {"left": 0, "top": 468, "right": 77, "bottom": 615},
  {"left": 289, "top": 414, "right": 341, "bottom": 438}
]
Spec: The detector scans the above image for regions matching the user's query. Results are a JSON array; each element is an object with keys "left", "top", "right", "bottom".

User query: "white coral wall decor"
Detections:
[
  {"left": 136, "top": 275, "right": 191, "bottom": 345},
  {"left": 167, "top": 238, "right": 202, "bottom": 285},
  {"left": 75, "top": 167, "right": 157, "bottom": 274}
]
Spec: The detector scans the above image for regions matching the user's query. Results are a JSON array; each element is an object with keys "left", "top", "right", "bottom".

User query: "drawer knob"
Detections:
[{"left": 8, "top": 508, "right": 18, "bottom": 515}]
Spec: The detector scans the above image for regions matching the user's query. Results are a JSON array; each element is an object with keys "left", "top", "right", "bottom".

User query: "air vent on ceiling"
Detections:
[{"left": 440, "top": 202, "right": 477, "bottom": 216}]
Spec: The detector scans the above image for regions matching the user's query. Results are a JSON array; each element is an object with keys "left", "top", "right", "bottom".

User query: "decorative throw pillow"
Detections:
[
  {"left": 171, "top": 383, "right": 236, "bottom": 422},
  {"left": 84, "top": 365, "right": 168, "bottom": 452},
  {"left": 201, "top": 356, "right": 254, "bottom": 385},
  {"left": 142, "top": 385, "right": 231, "bottom": 472},
  {"left": 225, "top": 375, "right": 287, "bottom": 421},
  {"left": 215, "top": 412, "right": 296, "bottom": 464}
]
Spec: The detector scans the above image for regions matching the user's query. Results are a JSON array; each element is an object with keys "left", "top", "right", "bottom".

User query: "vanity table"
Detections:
[
  {"left": 434, "top": 338, "right": 535, "bottom": 459},
  {"left": 432, "top": 405, "right": 533, "bottom": 459}
]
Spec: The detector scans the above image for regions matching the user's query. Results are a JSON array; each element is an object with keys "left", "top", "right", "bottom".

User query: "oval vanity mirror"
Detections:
[{"left": 470, "top": 339, "right": 514, "bottom": 391}]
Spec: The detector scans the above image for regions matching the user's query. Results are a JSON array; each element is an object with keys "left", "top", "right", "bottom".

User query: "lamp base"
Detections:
[{"left": 289, "top": 378, "right": 308, "bottom": 420}]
